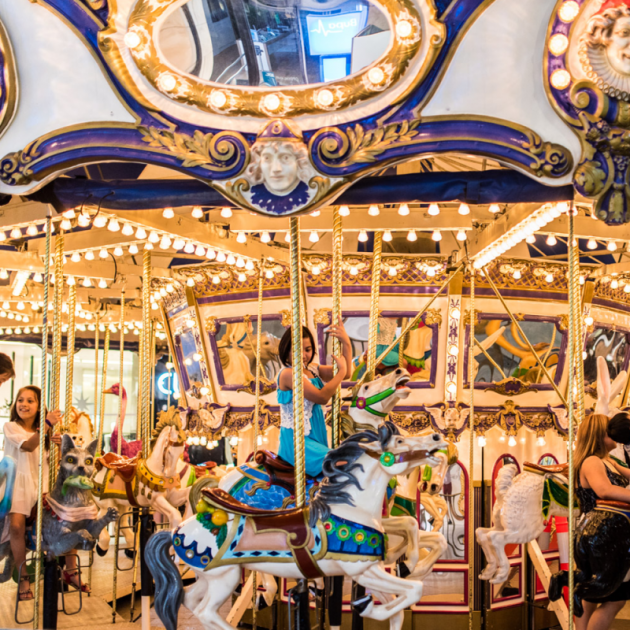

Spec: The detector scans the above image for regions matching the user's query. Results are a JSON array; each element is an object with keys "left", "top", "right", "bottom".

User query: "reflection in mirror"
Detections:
[
  {"left": 584, "top": 327, "right": 629, "bottom": 391},
  {"left": 178, "top": 331, "right": 204, "bottom": 385},
  {"left": 322, "top": 316, "right": 433, "bottom": 382},
  {"left": 418, "top": 462, "right": 466, "bottom": 561},
  {"left": 215, "top": 317, "right": 284, "bottom": 385},
  {"left": 472, "top": 318, "right": 562, "bottom": 384},
  {"left": 159, "top": 0, "right": 392, "bottom": 87},
  {"left": 418, "top": 571, "right": 466, "bottom": 604},
  {"left": 492, "top": 564, "right": 521, "bottom": 600}
]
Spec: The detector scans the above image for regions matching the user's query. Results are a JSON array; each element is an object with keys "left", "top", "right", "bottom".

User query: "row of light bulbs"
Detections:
[
  {"left": 0, "top": 321, "right": 167, "bottom": 338},
  {"left": 477, "top": 433, "right": 547, "bottom": 448}
]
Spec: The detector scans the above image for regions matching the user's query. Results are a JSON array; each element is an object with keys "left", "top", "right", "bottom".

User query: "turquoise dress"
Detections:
[{"left": 277, "top": 365, "right": 330, "bottom": 477}]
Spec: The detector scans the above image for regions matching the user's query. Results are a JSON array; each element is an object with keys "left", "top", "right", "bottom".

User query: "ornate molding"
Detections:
[
  {"left": 313, "top": 309, "right": 331, "bottom": 326},
  {"left": 236, "top": 375, "right": 276, "bottom": 397},
  {"left": 483, "top": 377, "right": 539, "bottom": 396},
  {"left": 423, "top": 308, "right": 443, "bottom": 327}
]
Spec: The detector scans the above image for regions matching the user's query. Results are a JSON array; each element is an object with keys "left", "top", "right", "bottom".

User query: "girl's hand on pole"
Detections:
[
  {"left": 46, "top": 409, "right": 62, "bottom": 430},
  {"left": 332, "top": 355, "right": 347, "bottom": 376},
  {"left": 328, "top": 323, "right": 351, "bottom": 346},
  {"left": 51, "top": 433, "right": 62, "bottom": 446}
]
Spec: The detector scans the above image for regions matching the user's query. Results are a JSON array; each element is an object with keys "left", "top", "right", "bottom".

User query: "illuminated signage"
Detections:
[
  {"left": 306, "top": 11, "right": 366, "bottom": 56},
  {"left": 158, "top": 372, "right": 180, "bottom": 398}
]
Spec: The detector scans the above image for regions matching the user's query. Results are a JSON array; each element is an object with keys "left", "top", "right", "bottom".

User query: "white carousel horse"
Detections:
[
  {"left": 146, "top": 423, "right": 447, "bottom": 630},
  {"left": 476, "top": 356, "right": 626, "bottom": 585}
]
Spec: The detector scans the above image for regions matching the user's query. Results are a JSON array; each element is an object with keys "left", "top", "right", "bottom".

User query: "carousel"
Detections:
[{"left": 1, "top": 0, "right": 630, "bottom": 629}]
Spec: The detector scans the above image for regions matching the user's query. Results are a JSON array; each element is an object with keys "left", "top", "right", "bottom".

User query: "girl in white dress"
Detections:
[{"left": 4, "top": 386, "right": 61, "bottom": 600}]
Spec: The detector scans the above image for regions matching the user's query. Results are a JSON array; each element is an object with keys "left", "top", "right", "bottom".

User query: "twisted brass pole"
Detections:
[
  {"left": 571, "top": 236, "right": 585, "bottom": 424},
  {"left": 33, "top": 215, "right": 52, "bottom": 629},
  {"left": 94, "top": 316, "right": 100, "bottom": 433},
  {"left": 49, "top": 232, "right": 64, "bottom": 487},
  {"left": 366, "top": 232, "right": 383, "bottom": 380},
  {"left": 568, "top": 209, "right": 577, "bottom": 630},
  {"left": 290, "top": 218, "right": 306, "bottom": 508},
  {"left": 331, "top": 208, "right": 343, "bottom": 448},
  {"left": 97, "top": 329, "right": 110, "bottom": 456},
  {"left": 118, "top": 291, "right": 125, "bottom": 455},
  {"left": 64, "top": 284, "right": 76, "bottom": 430},
  {"left": 142, "top": 251, "right": 152, "bottom": 459},
  {"left": 468, "top": 268, "right": 475, "bottom": 630}
]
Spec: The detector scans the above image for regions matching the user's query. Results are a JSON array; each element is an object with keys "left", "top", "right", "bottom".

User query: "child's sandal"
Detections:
[{"left": 18, "top": 576, "right": 33, "bottom": 601}]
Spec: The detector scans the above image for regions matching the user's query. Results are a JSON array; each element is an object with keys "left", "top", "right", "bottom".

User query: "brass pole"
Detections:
[
  {"left": 290, "top": 217, "right": 306, "bottom": 508},
  {"left": 142, "top": 252, "right": 152, "bottom": 459},
  {"left": 366, "top": 232, "right": 383, "bottom": 380},
  {"left": 49, "top": 232, "right": 64, "bottom": 487},
  {"left": 94, "top": 316, "right": 100, "bottom": 434},
  {"left": 354, "top": 261, "right": 465, "bottom": 392},
  {"left": 97, "top": 329, "right": 110, "bottom": 456},
  {"left": 33, "top": 215, "right": 52, "bottom": 629},
  {"left": 571, "top": 235, "right": 585, "bottom": 423},
  {"left": 567, "top": 210, "right": 577, "bottom": 630},
  {"left": 150, "top": 320, "right": 156, "bottom": 432},
  {"left": 468, "top": 268, "right": 475, "bottom": 630},
  {"left": 481, "top": 269, "right": 569, "bottom": 408},
  {"left": 118, "top": 292, "right": 125, "bottom": 455},
  {"left": 64, "top": 284, "right": 76, "bottom": 430},
  {"left": 330, "top": 207, "right": 343, "bottom": 449}
]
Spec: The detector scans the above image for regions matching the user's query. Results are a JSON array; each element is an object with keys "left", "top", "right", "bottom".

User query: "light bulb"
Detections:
[
  {"left": 226, "top": 254, "right": 236, "bottom": 265},
  {"left": 536, "top": 436, "right": 546, "bottom": 447},
  {"left": 358, "top": 230, "right": 368, "bottom": 242},
  {"left": 585, "top": 315, "right": 594, "bottom": 326},
  {"left": 407, "top": 229, "right": 417, "bottom": 242},
  {"left": 70, "top": 252, "right": 81, "bottom": 263},
  {"left": 173, "top": 238, "right": 185, "bottom": 250},
  {"left": 148, "top": 231, "right": 160, "bottom": 243},
  {"left": 206, "top": 249, "right": 216, "bottom": 260},
  {"left": 184, "top": 242, "right": 195, "bottom": 254},
  {"left": 428, "top": 203, "right": 440, "bottom": 216},
  {"left": 545, "top": 273, "right": 554, "bottom": 283},
  {"left": 309, "top": 231, "right": 319, "bottom": 243},
  {"left": 191, "top": 207, "right": 203, "bottom": 219},
  {"left": 122, "top": 223, "right": 134, "bottom": 236},
  {"left": 458, "top": 203, "right": 470, "bottom": 216},
  {"left": 26, "top": 224, "right": 38, "bottom": 237},
  {"left": 265, "top": 269, "right": 274, "bottom": 279},
  {"left": 16, "top": 301, "right": 24, "bottom": 310},
  {"left": 398, "top": 203, "right": 410, "bottom": 216},
  {"left": 546, "top": 234, "right": 557, "bottom": 246},
  {"left": 236, "top": 257, "right": 245, "bottom": 268},
  {"left": 238, "top": 273, "right": 246, "bottom": 282},
  {"left": 388, "top": 266, "right": 397, "bottom": 277},
  {"left": 245, "top": 260, "right": 254, "bottom": 271},
  {"left": 107, "top": 218, "right": 120, "bottom": 232},
  {"left": 195, "top": 245, "right": 206, "bottom": 257},
  {"left": 432, "top": 230, "right": 442, "bottom": 242},
  {"left": 349, "top": 266, "right": 359, "bottom": 276},
  {"left": 526, "top": 234, "right": 536, "bottom": 244},
  {"left": 513, "top": 270, "right": 522, "bottom": 280},
  {"left": 339, "top": 206, "right": 350, "bottom": 217},
  {"left": 216, "top": 251, "right": 226, "bottom": 262},
  {"left": 625, "top": 284, "right": 630, "bottom": 294},
  {"left": 220, "top": 207, "right": 233, "bottom": 218},
  {"left": 99, "top": 248, "right": 108, "bottom": 259},
  {"left": 128, "top": 244, "right": 139, "bottom": 255},
  {"left": 85, "top": 250, "right": 95, "bottom": 261},
  {"left": 113, "top": 246, "right": 124, "bottom": 256},
  {"left": 98, "top": 279, "right": 107, "bottom": 289},
  {"left": 144, "top": 242, "right": 154, "bottom": 250},
  {"left": 383, "top": 230, "right": 392, "bottom": 242},
  {"left": 508, "top": 435, "right": 516, "bottom": 447},
  {"left": 162, "top": 207, "right": 175, "bottom": 219},
  {"left": 236, "top": 232, "right": 247, "bottom": 244},
  {"left": 77, "top": 213, "right": 91, "bottom": 227},
  {"left": 159, "top": 235, "right": 172, "bottom": 250},
  {"left": 477, "top": 435, "right": 487, "bottom": 447},
  {"left": 212, "top": 275, "right": 220, "bottom": 285},
  {"left": 82, "top": 277, "right": 92, "bottom": 287},
  {"left": 456, "top": 230, "right": 467, "bottom": 241},
  {"left": 489, "top": 204, "right": 501, "bottom": 214},
  {"left": 285, "top": 232, "right": 291, "bottom": 243},
  {"left": 612, "top": 279, "right": 619, "bottom": 289},
  {"left": 60, "top": 219, "right": 72, "bottom": 231},
  {"left": 368, "top": 205, "right": 380, "bottom": 216},
  {"left": 67, "top": 276, "right": 76, "bottom": 286},
  {"left": 186, "top": 278, "right": 195, "bottom": 287},
  {"left": 33, "top": 273, "right": 43, "bottom": 283},
  {"left": 0, "top": 232, "right": 6, "bottom": 242},
  {"left": 93, "top": 215, "right": 107, "bottom": 228},
  {"left": 135, "top": 227, "right": 147, "bottom": 239},
  {"left": 311, "top": 265, "right": 320, "bottom": 275},
  {"left": 261, "top": 232, "right": 271, "bottom": 243},
  {"left": 608, "top": 241, "right": 618, "bottom": 252}
]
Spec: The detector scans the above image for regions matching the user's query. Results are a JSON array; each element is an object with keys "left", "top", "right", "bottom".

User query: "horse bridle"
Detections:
[
  {"left": 365, "top": 447, "right": 439, "bottom": 467},
  {"left": 351, "top": 387, "right": 398, "bottom": 418}
]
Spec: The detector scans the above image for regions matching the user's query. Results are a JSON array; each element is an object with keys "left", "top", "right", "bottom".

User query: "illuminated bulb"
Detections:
[
  {"left": 99, "top": 248, "right": 108, "bottom": 259},
  {"left": 488, "top": 204, "right": 501, "bottom": 214},
  {"left": 458, "top": 203, "right": 470, "bottom": 216},
  {"left": 195, "top": 245, "right": 206, "bottom": 256},
  {"left": 549, "top": 33, "right": 569, "bottom": 55},
  {"left": 124, "top": 30, "right": 141, "bottom": 48},
  {"left": 98, "top": 279, "right": 107, "bottom": 289},
  {"left": 82, "top": 277, "right": 92, "bottom": 287},
  {"left": 349, "top": 266, "right": 359, "bottom": 276},
  {"left": 236, "top": 257, "right": 245, "bottom": 268},
  {"left": 216, "top": 251, "right": 226, "bottom": 262},
  {"left": 308, "top": 230, "right": 320, "bottom": 243},
  {"left": 113, "top": 246, "right": 124, "bottom": 257},
  {"left": 456, "top": 230, "right": 467, "bottom": 241},
  {"left": 34, "top": 273, "right": 43, "bottom": 282},
  {"left": 265, "top": 269, "right": 274, "bottom": 279},
  {"left": 310, "top": 210, "right": 321, "bottom": 217},
  {"left": 220, "top": 207, "right": 233, "bottom": 218},
  {"left": 558, "top": 0, "right": 580, "bottom": 22},
  {"left": 60, "top": 219, "right": 72, "bottom": 231},
  {"left": 512, "top": 270, "right": 522, "bottom": 280},
  {"left": 396, "top": 19, "right": 413, "bottom": 38},
  {"left": 550, "top": 69, "right": 571, "bottom": 90},
  {"left": 7, "top": 312, "right": 13, "bottom": 319},
  {"left": 33, "top": 326, "right": 40, "bottom": 334},
  {"left": 107, "top": 218, "right": 120, "bottom": 232},
  {"left": 612, "top": 279, "right": 619, "bottom": 289},
  {"left": 26, "top": 224, "right": 38, "bottom": 237},
  {"left": 432, "top": 230, "right": 442, "bottom": 242},
  {"left": 508, "top": 435, "right": 517, "bottom": 447},
  {"left": 238, "top": 273, "right": 246, "bottom": 282},
  {"left": 263, "top": 93, "right": 281, "bottom": 112},
  {"left": 5, "top": 328, "right": 10, "bottom": 334},
  {"left": 407, "top": 229, "right": 417, "bottom": 242},
  {"left": 67, "top": 276, "right": 76, "bottom": 286},
  {"left": 144, "top": 242, "right": 154, "bottom": 250},
  {"left": 316, "top": 89, "right": 334, "bottom": 107},
  {"left": 383, "top": 230, "right": 392, "bottom": 242},
  {"left": 193, "top": 353, "right": 202, "bottom": 362},
  {"left": 388, "top": 266, "right": 397, "bottom": 277},
  {"left": 446, "top": 381, "right": 457, "bottom": 394},
  {"left": 191, "top": 206, "right": 203, "bottom": 219},
  {"left": 226, "top": 254, "right": 236, "bottom": 266},
  {"left": 0, "top": 232, "right": 6, "bottom": 242},
  {"left": 184, "top": 242, "right": 195, "bottom": 254},
  {"left": 261, "top": 231, "right": 271, "bottom": 243},
  {"left": 546, "top": 234, "right": 557, "bottom": 246},
  {"left": 398, "top": 203, "right": 410, "bottom": 216},
  {"left": 93, "top": 215, "right": 107, "bottom": 228},
  {"left": 148, "top": 231, "right": 159, "bottom": 244},
  {"left": 368, "top": 66, "right": 385, "bottom": 84},
  {"left": 311, "top": 265, "right": 320, "bottom": 275},
  {"left": 16, "top": 301, "right": 24, "bottom": 310},
  {"left": 236, "top": 232, "right": 247, "bottom": 244},
  {"left": 206, "top": 249, "right": 217, "bottom": 260},
  {"left": 585, "top": 315, "right": 594, "bottom": 326},
  {"left": 162, "top": 207, "right": 174, "bottom": 219},
  {"left": 129, "top": 244, "right": 139, "bottom": 254},
  {"left": 171, "top": 238, "right": 184, "bottom": 250},
  {"left": 608, "top": 241, "right": 618, "bottom": 252},
  {"left": 587, "top": 238, "right": 597, "bottom": 250},
  {"left": 158, "top": 72, "right": 177, "bottom": 92},
  {"left": 212, "top": 275, "right": 220, "bottom": 285},
  {"left": 159, "top": 287, "right": 167, "bottom": 297},
  {"left": 368, "top": 205, "right": 380, "bottom": 216},
  {"left": 545, "top": 273, "right": 554, "bottom": 283},
  {"left": 448, "top": 344, "right": 459, "bottom": 356},
  {"left": 625, "top": 284, "right": 630, "bottom": 294},
  {"left": 285, "top": 232, "right": 291, "bottom": 243},
  {"left": 157, "top": 235, "right": 171, "bottom": 250},
  {"left": 15, "top": 327, "right": 21, "bottom": 334},
  {"left": 358, "top": 230, "right": 368, "bottom": 242},
  {"left": 477, "top": 435, "right": 487, "bottom": 447},
  {"left": 245, "top": 260, "right": 254, "bottom": 271},
  {"left": 77, "top": 213, "right": 91, "bottom": 228},
  {"left": 70, "top": 252, "right": 81, "bottom": 263},
  {"left": 526, "top": 234, "right": 536, "bottom": 244},
  {"left": 135, "top": 226, "right": 147, "bottom": 239},
  {"left": 428, "top": 203, "right": 440, "bottom": 216},
  {"left": 186, "top": 278, "right": 195, "bottom": 287},
  {"left": 338, "top": 206, "right": 350, "bottom": 217}
]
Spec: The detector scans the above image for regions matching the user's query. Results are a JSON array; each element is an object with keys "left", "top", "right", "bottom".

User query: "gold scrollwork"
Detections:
[
  {"left": 558, "top": 314, "right": 569, "bottom": 331},
  {"left": 423, "top": 309, "right": 443, "bottom": 327},
  {"left": 313, "top": 309, "right": 331, "bottom": 326},
  {"left": 463, "top": 309, "right": 479, "bottom": 328},
  {"left": 237, "top": 376, "right": 276, "bottom": 397},
  {"left": 483, "top": 378, "right": 539, "bottom": 396},
  {"left": 0, "top": 19, "right": 17, "bottom": 143},
  {"left": 205, "top": 316, "right": 218, "bottom": 335},
  {"left": 521, "top": 130, "right": 572, "bottom": 178},
  {"left": 278, "top": 310, "right": 291, "bottom": 327}
]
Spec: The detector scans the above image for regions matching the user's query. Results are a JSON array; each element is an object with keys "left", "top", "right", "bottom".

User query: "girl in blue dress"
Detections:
[{"left": 277, "top": 324, "right": 352, "bottom": 477}]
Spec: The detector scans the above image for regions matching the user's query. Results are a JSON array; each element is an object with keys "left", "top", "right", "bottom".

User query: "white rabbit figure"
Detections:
[{"left": 594, "top": 355, "right": 627, "bottom": 417}]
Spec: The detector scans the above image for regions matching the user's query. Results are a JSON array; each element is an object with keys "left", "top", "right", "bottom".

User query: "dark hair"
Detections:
[
  {"left": 278, "top": 326, "right": 316, "bottom": 368},
  {"left": 10, "top": 386, "right": 49, "bottom": 449},
  {"left": 608, "top": 412, "right": 630, "bottom": 445},
  {"left": 0, "top": 353, "right": 15, "bottom": 378}
]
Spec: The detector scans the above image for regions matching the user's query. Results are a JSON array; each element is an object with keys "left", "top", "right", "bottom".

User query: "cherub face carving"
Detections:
[
  {"left": 259, "top": 144, "right": 299, "bottom": 195},
  {"left": 606, "top": 14, "right": 630, "bottom": 74}
]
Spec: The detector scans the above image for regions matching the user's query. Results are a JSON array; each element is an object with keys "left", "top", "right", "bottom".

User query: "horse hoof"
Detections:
[
  {"left": 96, "top": 545, "right": 108, "bottom": 557},
  {"left": 351, "top": 593, "right": 372, "bottom": 615},
  {"left": 398, "top": 562, "right": 411, "bottom": 579}
]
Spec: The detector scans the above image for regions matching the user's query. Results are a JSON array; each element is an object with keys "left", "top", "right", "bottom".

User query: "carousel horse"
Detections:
[
  {"left": 0, "top": 436, "right": 117, "bottom": 581},
  {"left": 476, "top": 356, "right": 626, "bottom": 585},
  {"left": 146, "top": 423, "right": 447, "bottom": 630},
  {"left": 92, "top": 410, "right": 197, "bottom": 553},
  {"left": 107, "top": 384, "right": 143, "bottom": 458}
]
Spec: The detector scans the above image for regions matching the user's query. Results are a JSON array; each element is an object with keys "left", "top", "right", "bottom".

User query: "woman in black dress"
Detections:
[{"left": 574, "top": 413, "right": 630, "bottom": 630}]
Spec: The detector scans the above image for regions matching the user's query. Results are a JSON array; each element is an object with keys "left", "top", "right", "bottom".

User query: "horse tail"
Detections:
[
  {"left": 145, "top": 530, "right": 183, "bottom": 630},
  {"left": 495, "top": 464, "right": 518, "bottom": 503}
]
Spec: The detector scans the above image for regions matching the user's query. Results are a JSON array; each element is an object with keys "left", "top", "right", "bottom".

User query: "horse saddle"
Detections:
[
  {"left": 524, "top": 461, "right": 569, "bottom": 477},
  {"left": 595, "top": 499, "right": 630, "bottom": 523},
  {"left": 95, "top": 452, "right": 140, "bottom": 483},
  {"left": 254, "top": 450, "right": 317, "bottom": 495},
  {"left": 201, "top": 487, "right": 322, "bottom": 579}
]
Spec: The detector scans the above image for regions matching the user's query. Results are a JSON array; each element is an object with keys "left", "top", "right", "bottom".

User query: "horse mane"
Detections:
[
  {"left": 309, "top": 421, "right": 400, "bottom": 527},
  {"left": 153, "top": 407, "right": 185, "bottom": 443}
]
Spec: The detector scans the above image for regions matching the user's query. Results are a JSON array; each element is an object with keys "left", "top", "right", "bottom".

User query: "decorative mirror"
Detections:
[
  {"left": 175, "top": 329, "right": 204, "bottom": 389},
  {"left": 583, "top": 325, "right": 630, "bottom": 394}
]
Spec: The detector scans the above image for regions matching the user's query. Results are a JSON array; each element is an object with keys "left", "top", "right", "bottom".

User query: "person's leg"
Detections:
[
  {"left": 575, "top": 600, "right": 597, "bottom": 630},
  {"left": 9, "top": 513, "right": 31, "bottom": 599},
  {"left": 63, "top": 554, "right": 90, "bottom": 593},
  {"left": 587, "top": 600, "right": 625, "bottom": 630}
]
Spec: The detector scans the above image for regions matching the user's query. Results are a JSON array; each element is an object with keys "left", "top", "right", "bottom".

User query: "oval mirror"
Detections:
[{"left": 158, "top": 0, "right": 392, "bottom": 87}]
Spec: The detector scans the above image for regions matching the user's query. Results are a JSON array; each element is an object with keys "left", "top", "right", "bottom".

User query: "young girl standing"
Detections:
[
  {"left": 276, "top": 324, "right": 352, "bottom": 477},
  {"left": 3, "top": 386, "right": 61, "bottom": 600}
]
